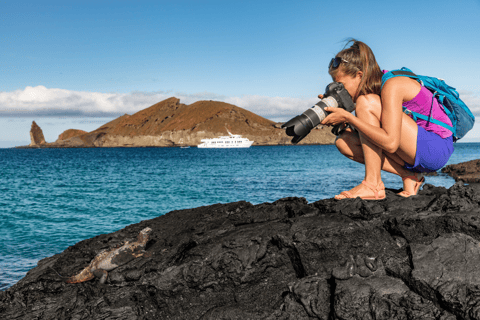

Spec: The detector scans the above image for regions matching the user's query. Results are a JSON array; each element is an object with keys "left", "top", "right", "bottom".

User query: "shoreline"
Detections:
[
  {"left": 14, "top": 142, "right": 335, "bottom": 149},
  {"left": 13, "top": 141, "right": 480, "bottom": 150}
]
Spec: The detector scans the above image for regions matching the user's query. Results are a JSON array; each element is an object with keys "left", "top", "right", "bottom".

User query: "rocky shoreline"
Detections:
[
  {"left": 442, "top": 159, "right": 480, "bottom": 183},
  {"left": 2, "top": 161, "right": 480, "bottom": 319}
]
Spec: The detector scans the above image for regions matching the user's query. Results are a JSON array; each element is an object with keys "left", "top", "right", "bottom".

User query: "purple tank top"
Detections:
[
  {"left": 402, "top": 86, "right": 452, "bottom": 139},
  {"left": 382, "top": 70, "right": 452, "bottom": 139}
]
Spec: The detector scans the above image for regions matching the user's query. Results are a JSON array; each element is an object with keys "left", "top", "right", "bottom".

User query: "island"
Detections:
[{"left": 21, "top": 97, "right": 336, "bottom": 148}]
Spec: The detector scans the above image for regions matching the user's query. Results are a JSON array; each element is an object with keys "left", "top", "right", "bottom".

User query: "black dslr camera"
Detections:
[{"left": 282, "top": 82, "right": 355, "bottom": 143}]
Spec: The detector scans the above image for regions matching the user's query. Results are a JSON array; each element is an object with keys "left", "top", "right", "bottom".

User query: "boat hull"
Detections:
[
  {"left": 197, "top": 130, "right": 254, "bottom": 148},
  {"left": 197, "top": 141, "right": 253, "bottom": 148}
]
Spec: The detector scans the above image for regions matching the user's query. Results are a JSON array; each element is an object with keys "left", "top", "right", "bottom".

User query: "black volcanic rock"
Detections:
[
  {"left": 3, "top": 182, "right": 480, "bottom": 319},
  {"left": 442, "top": 159, "right": 480, "bottom": 183}
]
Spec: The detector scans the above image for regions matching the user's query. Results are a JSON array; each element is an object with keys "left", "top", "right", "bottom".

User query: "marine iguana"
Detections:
[{"left": 65, "top": 227, "right": 152, "bottom": 284}]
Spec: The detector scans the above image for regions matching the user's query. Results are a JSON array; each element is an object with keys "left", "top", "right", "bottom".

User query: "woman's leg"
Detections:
[
  {"left": 336, "top": 129, "right": 418, "bottom": 174},
  {"left": 335, "top": 104, "right": 421, "bottom": 198},
  {"left": 336, "top": 129, "right": 409, "bottom": 176}
]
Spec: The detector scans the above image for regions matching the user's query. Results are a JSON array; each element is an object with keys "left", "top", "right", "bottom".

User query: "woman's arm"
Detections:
[{"left": 320, "top": 77, "right": 419, "bottom": 153}]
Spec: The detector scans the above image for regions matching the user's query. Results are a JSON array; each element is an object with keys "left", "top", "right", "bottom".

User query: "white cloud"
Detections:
[
  {"left": 0, "top": 86, "right": 172, "bottom": 117},
  {"left": 1, "top": 86, "right": 478, "bottom": 124},
  {"left": 0, "top": 86, "right": 314, "bottom": 121},
  {"left": 224, "top": 95, "right": 317, "bottom": 122}
]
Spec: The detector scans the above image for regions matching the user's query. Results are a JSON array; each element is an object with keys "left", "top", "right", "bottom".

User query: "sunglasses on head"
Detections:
[{"left": 329, "top": 57, "right": 349, "bottom": 69}]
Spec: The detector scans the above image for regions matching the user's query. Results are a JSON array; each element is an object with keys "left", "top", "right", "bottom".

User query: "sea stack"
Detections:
[{"left": 29, "top": 121, "right": 46, "bottom": 146}]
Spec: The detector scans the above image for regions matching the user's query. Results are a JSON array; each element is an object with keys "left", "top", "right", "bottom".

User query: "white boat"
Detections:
[{"left": 197, "top": 130, "right": 254, "bottom": 148}]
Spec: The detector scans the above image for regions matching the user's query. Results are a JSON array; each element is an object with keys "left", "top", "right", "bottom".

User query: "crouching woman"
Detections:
[{"left": 320, "top": 39, "right": 454, "bottom": 200}]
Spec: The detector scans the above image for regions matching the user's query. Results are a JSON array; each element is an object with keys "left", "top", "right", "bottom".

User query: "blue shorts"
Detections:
[{"left": 403, "top": 126, "right": 454, "bottom": 173}]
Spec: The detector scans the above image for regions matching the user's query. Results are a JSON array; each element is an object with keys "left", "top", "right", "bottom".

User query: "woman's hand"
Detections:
[
  {"left": 320, "top": 107, "right": 352, "bottom": 126},
  {"left": 318, "top": 93, "right": 352, "bottom": 126}
]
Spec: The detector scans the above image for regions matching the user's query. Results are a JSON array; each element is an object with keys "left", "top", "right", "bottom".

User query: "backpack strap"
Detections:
[
  {"left": 402, "top": 107, "right": 455, "bottom": 133},
  {"left": 391, "top": 70, "right": 417, "bottom": 77},
  {"left": 381, "top": 68, "right": 419, "bottom": 90}
]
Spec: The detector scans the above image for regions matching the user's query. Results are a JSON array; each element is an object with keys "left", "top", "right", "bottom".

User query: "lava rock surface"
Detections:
[
  {"left": 443, "top": 159, "right": 480, "bottom": 183},
  {"left": 2, "top": 181, "right": 480, "bottom": 319}
]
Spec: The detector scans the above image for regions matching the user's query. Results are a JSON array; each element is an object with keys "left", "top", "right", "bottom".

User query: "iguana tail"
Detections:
[{"left": 65, "top": 267, "right": 95, "bottom": 284}]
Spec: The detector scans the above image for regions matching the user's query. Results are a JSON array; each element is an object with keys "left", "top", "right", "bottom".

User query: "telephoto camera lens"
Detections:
[
  {"left": 281, "top": 82, "right": 355, "bottom": 144},
  {"left": 307, "top": 96, "right": 339, "bottom": 124}
]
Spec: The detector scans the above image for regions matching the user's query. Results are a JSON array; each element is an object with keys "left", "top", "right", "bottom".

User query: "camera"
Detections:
[{"left": 282, "top": 82, "right": 355, "bottom": 143}]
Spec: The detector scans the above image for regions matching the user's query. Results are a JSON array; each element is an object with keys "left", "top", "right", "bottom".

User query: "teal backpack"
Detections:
[{"left": 381, "top": 67, "right": 475, "bottom": 141}]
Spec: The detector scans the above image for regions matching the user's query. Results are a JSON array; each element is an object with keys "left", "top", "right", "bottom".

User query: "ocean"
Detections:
[{"left": 2, "top": 143, "right": 480, "bottom": 290}]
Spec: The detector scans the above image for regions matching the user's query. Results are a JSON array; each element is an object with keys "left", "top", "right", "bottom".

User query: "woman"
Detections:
[{"left": 320, "top": 39, "right": 454, "bottom": 200}]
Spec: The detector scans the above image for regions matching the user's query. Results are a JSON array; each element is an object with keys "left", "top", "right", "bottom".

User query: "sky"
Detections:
[{"left": 1, "top": 0, "right": 480, "bottom": 147}]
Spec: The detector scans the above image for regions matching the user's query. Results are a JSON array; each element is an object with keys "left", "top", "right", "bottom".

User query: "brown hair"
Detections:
[{"left": 329, "top": 39, "right": 383, "bottom": 101}]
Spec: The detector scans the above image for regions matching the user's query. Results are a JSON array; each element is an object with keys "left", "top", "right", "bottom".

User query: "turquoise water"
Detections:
[{"left": 1, "top": 143, "right": 480, "bottom": 290}]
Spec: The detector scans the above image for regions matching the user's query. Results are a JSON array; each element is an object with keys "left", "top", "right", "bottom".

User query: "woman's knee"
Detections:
[
  {"left": 335, "top": 129, "right": 359, "bottom": 157},
  {"left": 335, "top": 135, "right": 347, "bottom": 153}
]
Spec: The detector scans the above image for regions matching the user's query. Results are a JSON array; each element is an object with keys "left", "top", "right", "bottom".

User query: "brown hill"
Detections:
[
  {"left": 38, "top": 97, "right": 336, "bottom": 147},
  {"left": 93, "top": 113, "right": 132, "bottom": 133},
  {"left": 56, "top": 129, "right": 88, "bottom": 141}
]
